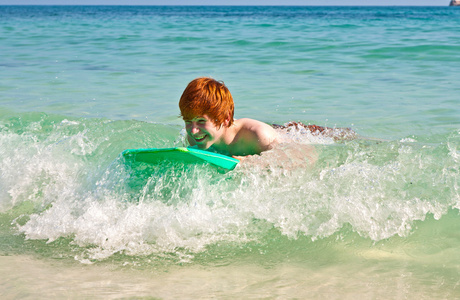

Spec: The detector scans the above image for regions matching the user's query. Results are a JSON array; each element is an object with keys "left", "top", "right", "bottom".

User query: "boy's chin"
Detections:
[{"left": 195, "top": 143, "right": 210, "bottom": 150}]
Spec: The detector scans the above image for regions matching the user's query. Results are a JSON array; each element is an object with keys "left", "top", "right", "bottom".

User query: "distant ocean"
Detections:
[{"left": 0, "top": 5, "right": 459, "bottom": 299}]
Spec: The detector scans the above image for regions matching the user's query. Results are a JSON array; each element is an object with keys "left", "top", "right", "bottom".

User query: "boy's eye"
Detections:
[{"left": 184, "top": 118, "right": 208, "bottom": 126}]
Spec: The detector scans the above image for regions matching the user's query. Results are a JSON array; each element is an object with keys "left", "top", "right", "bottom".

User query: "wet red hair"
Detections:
[{"left": 179, "top": 77, "right": 234, "bottom": 127}]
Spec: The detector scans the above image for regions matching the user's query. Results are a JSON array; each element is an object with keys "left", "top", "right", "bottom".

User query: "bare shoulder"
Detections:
[
  {"left": 235, "top": 118, "right": 279, "bottom": 149},
  {"left": 237, "top": 118, "right": 275, "bottom": 133}
]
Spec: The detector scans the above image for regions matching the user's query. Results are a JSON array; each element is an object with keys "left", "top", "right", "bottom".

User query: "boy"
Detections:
[{"left": 179, "top": 77, "right": 279, "bottom": 157}]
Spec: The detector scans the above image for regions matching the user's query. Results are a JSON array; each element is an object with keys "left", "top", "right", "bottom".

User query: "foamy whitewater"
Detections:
[{"left": 0, "top": 5, "right": 459, "bottom": 299}]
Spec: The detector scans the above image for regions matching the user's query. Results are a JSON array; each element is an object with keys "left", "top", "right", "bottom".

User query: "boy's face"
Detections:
[{"left": 184, "top": 115, "right": 225, "bottom": 150}]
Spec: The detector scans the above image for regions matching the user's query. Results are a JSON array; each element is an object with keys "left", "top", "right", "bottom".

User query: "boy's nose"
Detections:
[{"left": 190, "top": 125, "right": 200, "bottom": 134}]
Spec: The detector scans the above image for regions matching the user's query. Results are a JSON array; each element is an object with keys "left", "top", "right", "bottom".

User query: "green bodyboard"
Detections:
[{"left": 122, "top": 147, "right": 239, "bottom": 170}]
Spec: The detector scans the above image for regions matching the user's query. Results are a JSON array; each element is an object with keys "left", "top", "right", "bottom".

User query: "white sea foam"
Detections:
[{"left": 1, "top": 119, "right": 457, "bottom": 263}]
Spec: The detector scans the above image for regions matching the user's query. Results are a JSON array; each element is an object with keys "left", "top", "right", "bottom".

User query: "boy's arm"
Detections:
[
  {"left": 254, "top": 122, "right": 279, "bottom": 152},
  {"left": 254, "top": 130, "right": 278, "bottom": 153}
]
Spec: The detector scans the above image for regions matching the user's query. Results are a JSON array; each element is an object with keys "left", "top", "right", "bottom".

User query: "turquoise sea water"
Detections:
[{"left": 0, "top": 5, "right": 459, "bottom": 298}]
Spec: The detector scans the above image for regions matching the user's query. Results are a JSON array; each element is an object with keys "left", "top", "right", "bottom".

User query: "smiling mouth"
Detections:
[{"left": 193, "top": 134, "right": 207, "bottom": 143}]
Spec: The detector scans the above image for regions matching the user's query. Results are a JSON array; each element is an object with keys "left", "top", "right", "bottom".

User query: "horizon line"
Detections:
[{"left": 0, "top": 4, "right": 448, "bottom": 6}]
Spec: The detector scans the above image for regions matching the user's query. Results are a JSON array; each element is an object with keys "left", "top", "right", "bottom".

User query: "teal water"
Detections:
[{"left": 0, "top": 6, "right": 459, "bottom": 298}]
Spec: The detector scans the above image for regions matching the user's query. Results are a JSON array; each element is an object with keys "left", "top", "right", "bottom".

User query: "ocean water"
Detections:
[{"left": 0, "top": 5, "right": 459, "bottom": 299}]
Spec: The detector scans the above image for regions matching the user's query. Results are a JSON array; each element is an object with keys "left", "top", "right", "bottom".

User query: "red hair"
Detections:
[{"left": 179, "top": 77, "right": 234, "bottom": 127}]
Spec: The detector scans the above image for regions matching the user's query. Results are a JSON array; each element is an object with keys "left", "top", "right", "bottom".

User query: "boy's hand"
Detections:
[{"left": 232, "top": 155, "right": 247, "bottom": 161}]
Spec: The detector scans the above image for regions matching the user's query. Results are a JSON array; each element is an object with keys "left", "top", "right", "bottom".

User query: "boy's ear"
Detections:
[{"left": 223, "top": 116, "right": 231, "bottom": 127}]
